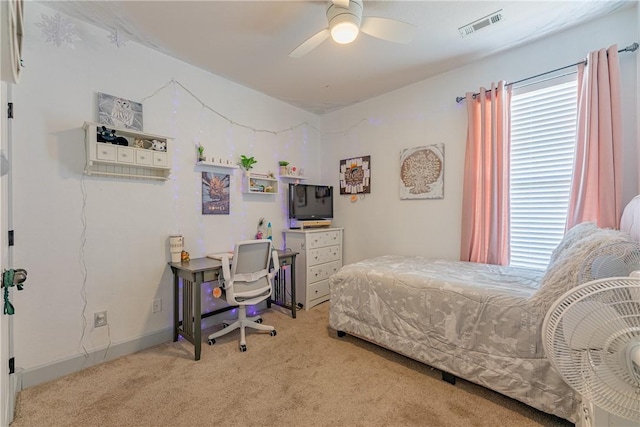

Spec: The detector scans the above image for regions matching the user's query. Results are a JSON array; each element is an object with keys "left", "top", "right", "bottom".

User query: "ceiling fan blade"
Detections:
[
  {"left": 289, "top": 28, "right": 330, "bottom": 58},
  {"left": 360, "top": 16, "right": 416, "bottom": 44},
  {"left": 332, "top": 0, "right": 350, "bottom": 9}
]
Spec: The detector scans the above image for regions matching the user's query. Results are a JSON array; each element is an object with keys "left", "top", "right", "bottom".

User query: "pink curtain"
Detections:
[
  {"left": 566, "top": 45, "right": 623, "bottom": 230},
  {"left": 460, "top": 81, "right": 511, "bottom": 265}
]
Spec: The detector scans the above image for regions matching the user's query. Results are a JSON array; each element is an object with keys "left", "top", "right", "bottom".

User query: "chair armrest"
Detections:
[
  {"left": 221, "top": 255, "right": 232, "bottom": 286},
  {"left": 271, "top": 249, "right": 280, "bottom": 278}
]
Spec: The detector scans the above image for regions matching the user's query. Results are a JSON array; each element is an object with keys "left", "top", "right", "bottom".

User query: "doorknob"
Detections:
[
  {"left": 3, "top": 268, "right": 26, "bottom": 287},
  {"left": 2, "top": 268, "right": 27, "bottom": 315}
]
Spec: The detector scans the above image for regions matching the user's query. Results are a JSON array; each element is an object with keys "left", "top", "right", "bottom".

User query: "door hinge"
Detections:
[
  {"left": 7, "top": 103, "right": 13, "bottom": 119},
  {"left": 9, "top": 357, "right": 14, "bottom": 374},
  {"left": 8, "top": 230, "right": 14, "bottom": 246}
]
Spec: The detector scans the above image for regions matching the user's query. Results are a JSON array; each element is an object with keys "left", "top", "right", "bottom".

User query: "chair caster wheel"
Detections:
[
  {"left": 208, "top": 339, "right": 216, "bottom": 345},
  {"left": 255, "top": 318, "right": 263, "bottom": 324},
  {"left": 270, "top": 330, "right": 277, "bottom": 337},
  {"left": 222, "top": 323, "right": 229, "bottom": 328},
  {"left": 239, "top": 344, "right": 247, "bottom": 352}
]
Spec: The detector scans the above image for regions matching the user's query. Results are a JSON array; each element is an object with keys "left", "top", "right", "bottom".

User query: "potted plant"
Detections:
[
  {"left": 197, "top": 144, "right": 206, "bottom": 162},
  {"left": 238, "top": 155, "right": 257, "bottom": 175},
  {"left": 278, "top": 160, "right": 289, "bottom": 176}
]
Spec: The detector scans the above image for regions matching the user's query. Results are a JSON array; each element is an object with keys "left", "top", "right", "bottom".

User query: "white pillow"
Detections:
[
  {"left": 548, "top": 221, "right": 598, "bottom": 266},
  {"left": 621, "top": 195, "right": 640, "bottom": 242},
  {"left": 533, "top": 227, "right": 632, "bottom": 310}
]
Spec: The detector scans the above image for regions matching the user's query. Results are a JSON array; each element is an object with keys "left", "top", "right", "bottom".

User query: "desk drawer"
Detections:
[{"left": 202, "top": 269, "right": 220, "bottom": 283}]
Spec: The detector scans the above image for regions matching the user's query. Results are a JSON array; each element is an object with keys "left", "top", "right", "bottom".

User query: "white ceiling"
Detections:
[{"left": 41, "top": 0, "right": 634, "bottom": 115}]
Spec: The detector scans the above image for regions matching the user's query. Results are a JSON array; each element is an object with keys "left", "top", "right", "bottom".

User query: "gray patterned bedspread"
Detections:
[{"left": 329, "top": 255, "right": 578, "bottom": 422}]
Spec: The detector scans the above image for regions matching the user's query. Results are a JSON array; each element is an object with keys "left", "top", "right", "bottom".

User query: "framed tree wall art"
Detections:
[
  {"left": 400, "top": 144, "right": 444, "bottom": 200},
  {"left": 340, "top": 156, "right": 371, "bottom": 195},
  {"left": 202, "top": 172, "right": 230, "bottom": 214}
]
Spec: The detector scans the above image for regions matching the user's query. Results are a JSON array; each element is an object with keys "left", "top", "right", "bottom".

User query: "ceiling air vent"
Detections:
[{"left": 458, "top": 10, "right": 504, "bottom": 38}]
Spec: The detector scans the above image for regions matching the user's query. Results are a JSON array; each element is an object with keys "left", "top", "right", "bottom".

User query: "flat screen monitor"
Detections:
[{"left": 288, "top": 184, "right": 333, "bottom": 220}]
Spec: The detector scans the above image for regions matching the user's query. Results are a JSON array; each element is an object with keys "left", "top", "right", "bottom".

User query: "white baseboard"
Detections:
[
  {"left": 19, "top": 327, "right": 173, "bottom": 390},
  {"left": 18, "top": 303, "right": 267, "bottom": 390}
]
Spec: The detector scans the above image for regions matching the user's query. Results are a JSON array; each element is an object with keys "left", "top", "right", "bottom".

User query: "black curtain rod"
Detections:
[{"left": 455, "top": 42, "right": 639, "bottom": 103}]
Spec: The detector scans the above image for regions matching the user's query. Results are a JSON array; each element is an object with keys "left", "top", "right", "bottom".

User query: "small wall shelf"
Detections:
[
  {"left": 83, "top": 122, "right": 172, "bottom": 181},
  {"left": 242, "top": 173, "right": 278, "bottom": 194},
  {"left": 279, "top": 174, "right": 308, "bottom": 180},
  {"left": 196, "top": 160, "right": 239, "bottom": 170}
]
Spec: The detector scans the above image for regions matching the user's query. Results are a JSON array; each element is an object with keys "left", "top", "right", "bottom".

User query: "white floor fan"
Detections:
[{"left": 543, "top": 242, "right": 640, "bottom": 426}]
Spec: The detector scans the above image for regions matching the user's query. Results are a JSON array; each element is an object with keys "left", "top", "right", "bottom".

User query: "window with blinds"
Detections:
[{"left": 509, "top": 79, "right": 578, "bottom": 270}]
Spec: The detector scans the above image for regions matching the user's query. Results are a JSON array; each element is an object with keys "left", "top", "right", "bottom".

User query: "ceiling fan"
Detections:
[{"left": 289, "top": 0, "right": 416, "bottom": 58}]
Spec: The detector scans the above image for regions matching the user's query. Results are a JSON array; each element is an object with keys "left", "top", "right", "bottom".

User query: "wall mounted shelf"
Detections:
[
  {"left": 279, "top": 174, "right": 308, "bottom": 180},
  {"left": 242, "top": 173, "right": 278, "bottom": 195},
  {"left": 83, "top": 122, "right": 172, "bottom": 181},
  {"left": 196, "top": 160, "right": 239, "bottom": 170}
]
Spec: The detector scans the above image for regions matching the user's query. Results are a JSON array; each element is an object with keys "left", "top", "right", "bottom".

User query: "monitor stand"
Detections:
[{"left": 288, "top": 219, "right": 332, "bottom": 229}]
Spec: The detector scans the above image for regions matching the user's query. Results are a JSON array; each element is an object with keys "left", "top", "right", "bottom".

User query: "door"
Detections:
[
  {"left": 1, "top": 81, "right": 17, "bottom": 427},
  {"left": 1, "top": 1, "right": 23, "bottom": 423},
  {"left": 0, "top": 80, "right": 10, "bottom": 427}
]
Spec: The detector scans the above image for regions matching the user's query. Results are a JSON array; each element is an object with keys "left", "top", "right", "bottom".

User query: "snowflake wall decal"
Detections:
[
  {"left": 36, "top": 13, "right": 80, "bottom": 48},
  {"left": 108, "top": 29, "right": 128, "bottom": 48}
]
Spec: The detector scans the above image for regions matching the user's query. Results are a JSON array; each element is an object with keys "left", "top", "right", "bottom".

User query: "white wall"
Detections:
[
  {"left": 11, "top": 2, "right": 320, "bottom": 374},
  {"left": 10, "top": 2, "right": 639, "bottom": 384},
  {"left": 321, "top": 6, "right": 639, "bottom": 266}
]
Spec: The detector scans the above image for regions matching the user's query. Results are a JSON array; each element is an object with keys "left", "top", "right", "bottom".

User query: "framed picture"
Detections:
[
  {"left": 400, "top": 144, "right": 444, "bottom": 200},
  {"left": 339, "top": 155, "right": 371, "bottom": 195},
  {"left": 97, "top": 92, "right": 143, "bottom": 131},
  {"left": 202, "top": 172, "right": 230, "bottom": 215}
]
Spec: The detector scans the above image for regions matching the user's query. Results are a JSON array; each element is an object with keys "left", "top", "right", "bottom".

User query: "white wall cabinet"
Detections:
[
  {"left": 284, "top": 228, "right": 343, "bottom": 310},
  {"left": 83, "top": 122, "right": 172, "bottom": 180}
]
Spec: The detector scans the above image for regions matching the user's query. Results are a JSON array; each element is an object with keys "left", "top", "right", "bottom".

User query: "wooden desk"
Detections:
[{"left": 168, "top": 250, "right": 298, "bottom": 360}]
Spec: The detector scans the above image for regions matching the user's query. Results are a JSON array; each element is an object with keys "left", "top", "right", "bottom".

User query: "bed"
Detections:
[{"left": 329, "top": 222, "right": 635, "bottom": 423}]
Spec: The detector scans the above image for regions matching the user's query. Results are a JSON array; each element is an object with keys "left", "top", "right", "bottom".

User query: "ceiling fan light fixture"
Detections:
[
  {"left": 327, "top": 0, "right": 362, "bottom": 45},
  {"left": 331, "top": 20, "right": 359, "bottom": 44}
]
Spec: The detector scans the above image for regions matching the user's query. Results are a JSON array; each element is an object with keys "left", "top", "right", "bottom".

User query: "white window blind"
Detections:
[{"left": 509, "top": 79, "right": 578, "bottom": 270}]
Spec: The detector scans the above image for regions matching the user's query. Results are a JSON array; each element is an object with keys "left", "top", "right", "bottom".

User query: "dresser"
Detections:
[{"left": 284, "top": 228, "right": 343, "bottom": 310}]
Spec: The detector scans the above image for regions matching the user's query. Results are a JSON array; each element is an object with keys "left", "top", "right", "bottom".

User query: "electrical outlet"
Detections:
[
  {"left": 94, "top": 311, "right": 107, "bottom": 328},
  {"left": 152, "top": 298, "right": 162, "bottom": 313}
]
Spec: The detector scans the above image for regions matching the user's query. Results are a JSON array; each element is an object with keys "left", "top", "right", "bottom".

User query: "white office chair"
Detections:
[{"left": 207, "top": 239, "right": 279, "bottom": 352}]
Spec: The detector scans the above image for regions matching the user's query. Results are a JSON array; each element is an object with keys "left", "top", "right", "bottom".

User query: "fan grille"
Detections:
[{"left": 544, "top": 278, "right": 640, "bottom": 422}]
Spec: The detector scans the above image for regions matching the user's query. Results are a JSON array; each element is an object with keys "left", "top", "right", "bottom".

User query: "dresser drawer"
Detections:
[
  {"left": 308, "top": 279, "right": 330, "bottom": 302},
  {"left": 308, "top": 245, "right": 342, "bottom": 267},
  {"left": 307, "top": 230, "right": 342, "bottom": 249},
  {"left": 117, "top": 146, "right": 135, "bottom": 164},
  {"left": 96, "top": 143, "right": 116, "bottom": 161},
  {"left": 308, "top": 260, "right": 342, "bottom": 284}
]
